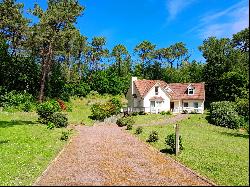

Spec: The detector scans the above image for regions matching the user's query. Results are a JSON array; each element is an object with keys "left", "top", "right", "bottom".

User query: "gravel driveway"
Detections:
[{"left": 34, "top": 124, "right": 213, "bottom": 186}]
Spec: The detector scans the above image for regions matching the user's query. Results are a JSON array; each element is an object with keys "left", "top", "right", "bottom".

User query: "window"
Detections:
[
  {"left": 155, "top": 86, "right": 159, "bottom": 95},
  {"left": 188, "top": 88, "right": 194, "bottom": 95},
  {"left": 184, "top": 102, "right": 188, "bottom": 107},
  {"left": 193, "top": 102, "right": 198, "bottom": 108}
]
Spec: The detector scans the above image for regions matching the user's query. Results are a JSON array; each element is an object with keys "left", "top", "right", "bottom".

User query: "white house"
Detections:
[{"left": 125, "top": 77, "right": 205, "bottom": 114}]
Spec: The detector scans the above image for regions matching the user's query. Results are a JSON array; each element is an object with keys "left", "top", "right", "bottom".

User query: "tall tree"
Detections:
[
  {"left": 0, "top": 0, "right": 29, "bottom": 57},
  {"left": 28, "top": 0, "right": 84, "bottom": 102},
  {"left": 111, "top": 44, "right": 129, "bottom": 76},
  {"left": 85, "top": 37, "right": 109, "bottom": 75},
  {"left": 134, "top": 40, "right": 156, "bottom": 78}
]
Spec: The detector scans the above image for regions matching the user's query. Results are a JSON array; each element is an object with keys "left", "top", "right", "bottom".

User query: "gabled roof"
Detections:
[
  {"left": 134, "top": 80, "right": 167, "bottom": 97},
  {"left": 133, "top": 79, "right": 205, "bottom": 100},
  {"left": 167, "top": 83, "right": 205, "bottom": 100}
]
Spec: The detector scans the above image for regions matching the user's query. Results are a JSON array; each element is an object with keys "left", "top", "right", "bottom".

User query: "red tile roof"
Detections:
[
  {"left": 134, "top": 80, "right": 167, "bottom": 97},
  {"left": 134, "top": 80, "right": 205, "bottom": 100}
]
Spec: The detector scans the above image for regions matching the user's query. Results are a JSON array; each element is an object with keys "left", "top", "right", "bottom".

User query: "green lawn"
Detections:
[
  {"left": 131, "top": 113, "right": 172, "bottom": 125},
  {"left": 0, "top": 112, "right": 68, "bottom": 186},
  {"left": 129, "top": 114, "right": 249, "bottom": 186},
  {"left": 67, "top": 98, "right": 94, "bottom": 125}
]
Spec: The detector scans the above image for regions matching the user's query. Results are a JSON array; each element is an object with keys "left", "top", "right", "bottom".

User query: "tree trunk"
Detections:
[
  {"left": 38, "top": 61, "right": 47, "bottom": 103},
  {"left": 38, "top": 44, "right": 53, "bottom": 103}
]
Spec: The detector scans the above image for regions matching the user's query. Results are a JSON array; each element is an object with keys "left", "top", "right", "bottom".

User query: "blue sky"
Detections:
[{"left": 20, "top": 0, "right": 249, "bottom": 63}]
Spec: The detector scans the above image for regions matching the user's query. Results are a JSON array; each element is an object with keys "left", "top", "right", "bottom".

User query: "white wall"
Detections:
[
  {"left": 182, "top": 100, "right": 204, "bottom": 113},
  {"left": 143, "top": 84, "right": 171, "bottom": 112}
]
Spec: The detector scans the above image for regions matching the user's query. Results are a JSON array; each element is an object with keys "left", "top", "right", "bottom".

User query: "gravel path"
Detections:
[
  {"left": 134, "top": 114, "right": 189, "bottom": 127},
  {"left": 34, "top": 124, "right": 213, "bottom": 186}
]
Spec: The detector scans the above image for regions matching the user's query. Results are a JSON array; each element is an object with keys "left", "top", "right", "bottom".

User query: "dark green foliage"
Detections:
[
  {"left": 126, "top": 123, "right": 133, "bottom": 130},
  {"left": 90, "top": 97, "right": 122, "bottom": 121},
  {"left": 37, "top": 100, "right": 61, "bottom": 124},
  {"left": 116, "top": 117, "right": 135, "bottom": 127},
  {"left": 49, "top": 113, "right": 68, "bottom": 128},
  {"left": 0, "top": 90, "right": 36, "bottom": 112},
  {"left": 235, "top": 98, "right": 249, "bottom": 121},
  {"left": 131, "top": 112, "right": 139, "bottom": 116},
  {"left": 65, "top": 82, "right": 91, "bottom": 97},
  {"left": 147, "top": 131, "right": 159, "bottom": 142},
  {"left": 160, "top": 111, "right": 172, "bottom": 115},
  {"left": 165, "top": 133, "right": 184, "bottom": 153},
  {"left": 135, "top": 126, "right": 143, "bottom": 134},
  {"left": 138, "top": 111, "right": 146, "bottom": 115},
  {"left": 209, "top": 101, "right": 245, "bottom": 129},
  {"left": 60, "top": 130, "right": 70, "bottom": 141},
  {"left": 47, "top": 122, "right": 55, "bottom": 130},
  {"left": 182, "top": 110, "right": 188, "bottom": 114}
]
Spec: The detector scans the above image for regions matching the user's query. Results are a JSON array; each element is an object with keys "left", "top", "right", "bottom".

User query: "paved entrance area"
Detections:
[{"left": 34, "top": 124, "right": 213, "bottom": 186}]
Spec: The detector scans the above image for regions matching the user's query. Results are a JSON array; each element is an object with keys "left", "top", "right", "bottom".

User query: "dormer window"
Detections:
[
  {"left": 188, "top": 88, "right": 194, "bottom": 95},
  {"left": 155, "top": 86, "right": 159, "bottom": 95}
]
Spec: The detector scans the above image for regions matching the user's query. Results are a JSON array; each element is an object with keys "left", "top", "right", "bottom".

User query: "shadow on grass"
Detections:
[
  {"left": 0, "top": 120, "right": 37, "bottom": 128},
  {"left": 219, "top": 131, "right": 249, "bottom": 139},
  {"left": 160, "top": 148, "right": 175, "bottom": 154},
  {"left": 0, "top": 140, "right": 10, "bottom": 144}
]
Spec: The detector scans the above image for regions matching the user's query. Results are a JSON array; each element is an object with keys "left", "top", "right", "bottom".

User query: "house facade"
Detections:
[{"left": 125, "top": 77, "right": 205, "bottom": 114}]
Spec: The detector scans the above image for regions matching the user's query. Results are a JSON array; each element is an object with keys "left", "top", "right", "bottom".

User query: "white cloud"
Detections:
[
  {"left": 166, "top": 0, "right": 196, "bottom": 21},
  {"left": 189, "top": 0, "right": 249, "bottom": 39}
]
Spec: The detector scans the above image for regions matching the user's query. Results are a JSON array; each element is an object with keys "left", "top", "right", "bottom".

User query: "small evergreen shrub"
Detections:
[
  {"left": 147, "top": 131, "right": 159, "bottom": 142},
  {"left": 37, "top": 100, "right": 61, "bottom": 124},
  {"left": 138, "top": 111, "right": 146, "bottom": 115},
  {"left": 49, "top": 113, "right": 68, "bottom": 128},
  {"left": 90, "top": 97, "right": 122, "bottom": 120},
  {"left": 116, "top": 117, "right": 135, "bottom": 127},
  {"left": 182, "top": 110, "right": 188, "bottom": 114},
  {"left": 165, "top": 133, "right": 184, "bottom": 153},
  {"left": 60, "top": 130, "right": 70, "bottom": 141},
  {"left": 209, "top": 101, "right": 245, "bottom": 129},
  {"left": 235, "top": 98, "right": 249, "bottom": 121},
  {"left": 47, "top": 122, "right": 55, "bottom": 129},
  {"left": 135, "top": 126, "right": 143, "bottom": 134},
  {"left": 160, "top": 111, "right": 172, "bottom": 115},
  {"left": 126, "top": 123, "right": 133, "bottom": 130}
]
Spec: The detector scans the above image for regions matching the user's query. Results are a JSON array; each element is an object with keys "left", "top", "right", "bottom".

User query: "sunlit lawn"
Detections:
[
  {"left": 129, "top": 114, "right": 249, "bottom": 186},
  {"left": 0, "top": 112, "right": 67, "bottom": 186}
]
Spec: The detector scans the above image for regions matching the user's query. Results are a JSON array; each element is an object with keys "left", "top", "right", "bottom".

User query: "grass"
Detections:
[
  {"left": 0, "top": 112, "right": 69, "bottom": 186},
  {"left": 129, "top": 114, "right": 249, "bottom": 186},
  {"left": 67, "top": 98, "right": 94, "bottom": 126},
  {"left": 131, "top": 113, "right": 172, "bottom": 125}
]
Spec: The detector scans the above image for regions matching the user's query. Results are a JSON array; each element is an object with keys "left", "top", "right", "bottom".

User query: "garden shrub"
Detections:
[
  {"left": 47, "top": 122, "right": 55, "bottom": 129},
  {"left": 90, "top": 97, "right": 122, "bottom": 121},
  {"left": 135, "top": 126, "right": 143, "bottom": 134},
  {"left": 0, "top": 90, "right": 36, "bottom": 112},
  {"left": 165, "top": 133, "right": 184, "bottom": 153},
  {"left": 126, "top": 123, "right": 133, "bottom": 130},
  {"left": 147, "top": 131, "right": 159, "bottom": 142},
  {"left": 182, "top": 110, "right": 188, "bottom": 114},
  {"left": 131, "top": 112, "right": 139, "bottom": 116},
  {"left": 160, "top": 111, "right": 172, "bottom": 115},
  {"left": 37, "top": 100, "right": 61, "bottom": 124},
  {"left": 49, "top": 113, "right": 68, "bottom": 128},
  {"left": 235, "top": 98, "right": 249, "bottom": 121},
  {"left": 209, "top": 101, "right": 245, "bottom": 129},
  {"left": 116, "top": 117, "right": 135, "bottom": 127},
  {"left": 60, "top": 130, "right": 70, "bottom": 141},
  {"left": 138, "top": 111, "right": 146, "bottom": 115},
  {"left": 57, "top": 99, "right": 67, "bottom": 111}
]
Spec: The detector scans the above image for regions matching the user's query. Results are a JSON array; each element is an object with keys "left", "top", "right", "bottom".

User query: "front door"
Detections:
[
  {"left": 150, "top": 101, "right": 156, "bottom": 113},
  {"left": 170, "top": 102, "right": 174, "bottom": 111}
]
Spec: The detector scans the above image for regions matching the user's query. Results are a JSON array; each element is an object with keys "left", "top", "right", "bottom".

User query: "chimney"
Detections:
[{"left": 131, "top": 77, "right": 137, "bottom": 95}]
